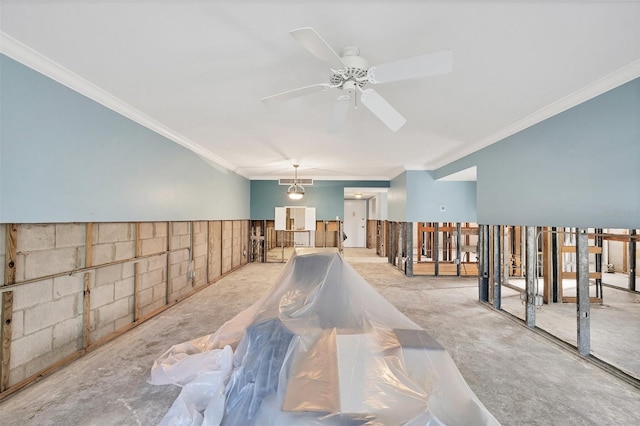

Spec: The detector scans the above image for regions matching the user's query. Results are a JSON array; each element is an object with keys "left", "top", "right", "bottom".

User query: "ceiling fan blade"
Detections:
[
  {"left": 360, "top": 89, "right": 406, "bottom": 132},
  {"left": 290, "top": 27, "right": 345, "bottom": 69},
  {"left": 328, "top": 96, "right": 351, "bottom": 133},
  {"left": 261, "top": 83, "right": 331, "bottom": 105},
  {"left": 368, "top": 49, "right": 453, "bottom": 84}
]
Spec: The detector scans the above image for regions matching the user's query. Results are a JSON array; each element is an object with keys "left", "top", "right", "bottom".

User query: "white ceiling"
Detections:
[{"left": 1, "top": 1, "right": 639, "bottom": 181}]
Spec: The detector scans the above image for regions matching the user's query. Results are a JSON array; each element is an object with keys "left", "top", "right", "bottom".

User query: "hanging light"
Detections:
[{"left": 287, "top": 164, "right": 305, "bottom": 200}]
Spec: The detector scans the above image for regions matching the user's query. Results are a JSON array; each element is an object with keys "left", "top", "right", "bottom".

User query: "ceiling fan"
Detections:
[{"left": 261, "top": 27, "right": 453, "bottom": 132}]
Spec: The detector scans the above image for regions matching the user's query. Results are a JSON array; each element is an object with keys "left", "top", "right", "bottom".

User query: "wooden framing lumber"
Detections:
[
  {"left": 1, "top": 291, "right": 12, "bottom": 392},
  {"left": 134, "top": 222, "right": 142, "bottom": 321},
  {"left": 1, "top": 224, "right": 17, "bottom": 392},
  {"left": 82, "top": 273, "right": 91, "bottom": 348},
  {"left": 82, "top": 223, "right": 92, "bottom": 349},
  {"left": 3, "top": 224, "right": 17, "bottom": 286},
  {"left": 166, "top": 222, "right": 171, "bottom": 304}
]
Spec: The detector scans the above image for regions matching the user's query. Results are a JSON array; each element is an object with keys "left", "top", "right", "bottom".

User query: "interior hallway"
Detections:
[{"left": 0, "top": 249, "right": 638, "bottom": 425}]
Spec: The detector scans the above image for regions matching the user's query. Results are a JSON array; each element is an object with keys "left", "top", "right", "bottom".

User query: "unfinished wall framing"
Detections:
[
  {"left": 0, "top": 220, "right": 249, "bottom": 399},
  {"left": 366, "top": 220, "right": 377, "bottom": 249},
  {"left": 251, "top": 220, "right": 343, "bottom": 262},
  {"left": 477, "top": 225, "right": 640, "bottom": 383},
  {"left": 386, "top": 221, "right": 413, "bottom": 275},
  {"left": 376, "top": 220, "right": 388, "bottom": 257},
  {"left": 413, "top": 222, "right": 479, "bottom": 277}
]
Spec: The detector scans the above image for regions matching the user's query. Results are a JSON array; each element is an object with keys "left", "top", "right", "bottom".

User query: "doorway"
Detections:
[{"left": 344, "top": 200, "right": 367, "bottom": 247}]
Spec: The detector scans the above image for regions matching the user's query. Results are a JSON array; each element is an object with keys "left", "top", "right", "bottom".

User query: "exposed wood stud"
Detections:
[
  {"left": 1, "top": 291, "right": 13, "bottom": 392},
  {"left": 1, "top": 224, "right": 17, "bottom": 392},
  {"left": 4, "top": 224, "right": 17, "bottom": 286},
  {"left": 166, "top": 222, "right": 171, "bottom": 304},
  {"left": 397, "top": 222, "right": 403, "bottom": 272},
  {"left": 387, "top": 222, "right": 394, "bottom": 265},
  {"left": 82, "top": 273, "right": 91, "bottom": 348},
  {"left": 594, "top": 228, "right": 603, "bottom": 298},
  {"left": 262, "top": 220, "right": 267, "bottom": 262},
  {"left": 208, "top": 221, "right": 222, "bottom": 282},
  {"left": 405, "top": 222, "right": 413, "bottom": 277},
  {"left": 134, "top": 222, "right": 141, "bottom": 321},
  {"left": 622, "top": 231, "right": 628, "bottom": 273},
  {"left": 82, "top": 223, "right": 93, "bottom": 348},
  {"left": 558, "top": 228, "right": 602, "bottom": 304},
  {"left": 502, "top": 226, "right": 509, "bottom": 285}
]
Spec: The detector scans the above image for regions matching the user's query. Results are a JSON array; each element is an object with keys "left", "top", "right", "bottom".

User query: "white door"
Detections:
[{"left": 343, "top": 200, "right": 367, "bottom": 248}]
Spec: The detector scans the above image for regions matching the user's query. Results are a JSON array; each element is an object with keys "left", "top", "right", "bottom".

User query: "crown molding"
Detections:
[
  {"left": 0, "top": 32, "right": 245, "bottom": 177},
  {"left": 431, "top": 59, "right": 640, "bottom": 170},
  {"left": 249, "top": 175, "right": 391, "bottom": 181}
]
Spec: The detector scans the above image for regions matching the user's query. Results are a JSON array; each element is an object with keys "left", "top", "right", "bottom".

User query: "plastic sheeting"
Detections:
[{"left": 150, "top": 248, "right": 500, "bottom": 425}]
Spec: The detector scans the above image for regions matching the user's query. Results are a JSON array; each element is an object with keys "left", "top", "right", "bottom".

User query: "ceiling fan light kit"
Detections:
[
  {"left": 287, "top": 164, "right": 305, "bottom": 200},
  {"left": 262, "top": 27, "right": 452, "bottom": 133}
]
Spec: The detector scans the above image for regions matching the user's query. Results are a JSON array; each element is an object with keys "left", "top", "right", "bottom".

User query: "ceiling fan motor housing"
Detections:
[{"left": 330, "top": 46, "right": 369, "bottom": 89}]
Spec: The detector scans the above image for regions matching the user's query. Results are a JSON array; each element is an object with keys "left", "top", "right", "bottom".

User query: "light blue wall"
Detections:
[
  {"left": 0, "top": 55, "right": 250, "bottom": 223},
  {"left": 406, "top": 170, "right": 476, "bottom": 222},
  {"left": 436, "top": 78, "right": 640, "bottom": 228},
  {"left": 6, "top": 50, "right": 635, "bottom": 228},
  {"left": 250, "top": 180, "right": 389, "bottom": 220},
  {"left": 387, "top": 173, "right": 407, "bottom": 222},
  {"left": 388, "top": 171, "right": 476, "bottom": 222}
]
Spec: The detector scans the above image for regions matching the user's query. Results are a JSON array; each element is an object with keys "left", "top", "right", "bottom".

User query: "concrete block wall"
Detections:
[
  {"left": 241, "top": 221, "right": 248, "bottom": 266},
  {"left": 10, "top": 274, "right": 84, "bottom": 386},
  {"left": 138, "top": 222, "right": 169, "bottom": 318},
  {"left": 15, "top": 224, "right": 86, "bottom": 281},
  {"left": 168, "top": 222, "right": 192, "bottom": 303},
  {"left": 90, "top": 263, "right": 135, "bottom": 342},
  {"left": 222, "top": 221, "right": 233, "bottom": 274},
  {"left": 208, "top": 221, "right": 222, "bottom": 281},
  {"left": 0, "top": 219, "right": 249, "bottom": 395},
  {"left": 192, "top": 221, "right": 208, "bottom": 288},
  {"left": 232, "top": 221, "right": 242, "bottom": 269},
  {"left": 92, "top": 223, "right": 135, "bottom": 266}
]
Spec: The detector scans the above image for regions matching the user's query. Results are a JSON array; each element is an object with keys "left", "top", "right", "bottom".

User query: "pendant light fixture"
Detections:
[{"left": 287, "top": 164, "right": 305, "bottom": 200}]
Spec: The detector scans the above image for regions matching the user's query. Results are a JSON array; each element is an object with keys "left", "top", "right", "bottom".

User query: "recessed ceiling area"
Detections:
[
  {"left": 437, "top": 166, "right": 477, "bottom": 182},
  {"left": 1, "top": 1, "right": 638, "bottom": 180},
  {"left": 344, "top": 187, "right": 388, "bottom": 200}
]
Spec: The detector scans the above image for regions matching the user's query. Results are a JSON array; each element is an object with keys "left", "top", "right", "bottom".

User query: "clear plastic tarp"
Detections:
[{"left": 150, "top": 248, "right": 500, "bottom": 425}]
